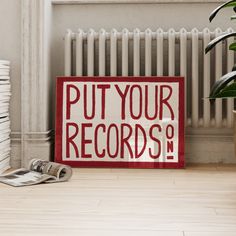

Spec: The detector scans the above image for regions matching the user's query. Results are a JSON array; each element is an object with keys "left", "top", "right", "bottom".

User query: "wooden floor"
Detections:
[{"left": 1, "top": 165, "right": 236, "bottom": 236}]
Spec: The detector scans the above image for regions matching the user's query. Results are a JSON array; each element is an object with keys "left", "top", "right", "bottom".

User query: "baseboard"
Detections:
[
  {"left": 185, "top": 134, "right": 235, "bottom": 164},
  {"left": 10, "top": 131, "right": 54, "bottom": 168}
]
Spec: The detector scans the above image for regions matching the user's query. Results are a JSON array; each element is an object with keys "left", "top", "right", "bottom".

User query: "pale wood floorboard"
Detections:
[{"left": 1, "top": 165, "right": 236, "bottom": 235}]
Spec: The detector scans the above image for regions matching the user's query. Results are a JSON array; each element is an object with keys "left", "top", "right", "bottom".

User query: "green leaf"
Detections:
[
  {"left": 205, "top": 32, "right": 236, "bottom": 54},
  {"left": 229, "top": 42, "right": 236, "bottom": 50},
  {"left": 211, "top": 82, "right": 236, "bottom": 98},
  {"left": 232, "top": 64, "right": 236, "bottom": 71},
  {"left": 213, "top": 90, "right": 236, "bottom": 98},
  {"left": 209, "top": 71, "right": 236, "bottom": 98},
  {"left": 224, "top": 81, "right": 236, "bottom": 90},
  {"left": 209, "top": 0, "right": 236, "bottom": 22}
]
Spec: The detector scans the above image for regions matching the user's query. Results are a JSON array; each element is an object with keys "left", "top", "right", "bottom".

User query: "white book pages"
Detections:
[
  {"left": 0, "top": 88, "right": 10, "bottom": 93},
  {"left": 0, "top": 64, "right": 10, "bottom": 70},
  {"left": 0, "top": 133, "right": 10, "bottom": 139},
  {"left": 0, "top": 101, "right": 9, "bottom": 105},
  {"left": 0, "top": 107, "right": 9, "bottom": 113},
  {"left": 0, "top": 106, "right": 9, "bottom": 110},
  {"left": 0, "top": 84, "right": 11, "bottom": 90},
  {"left": 0, "top": 145, "right": 10, "bottom": 155},
  {"left": 0, "top": 150, "right": 10, "bottom": 158},
  {"left": 0, "top": 137, "right": 10, "bottom": 144},
  {"left": 0, "top": 110, "right": 9, "bottom": 116},
  {"left": 0, "top": 117, "right": 9, "bottom": 123},
  {"left": 0, "top": 131, "right": 10, "bottom": 138},
  {"left": 0, "top": 100, "right": 10, "bottom": 104},
  {"left": 0, "top": 145, "right": 10, "bottom": 153},
  {"left": 0, "top": 64, "right": 9, "bottom": 67},
  {"left": 0, "top": 94, "right": 10, "bottom": 98},
  {"left": 0, "top": 111, "right": 9, "bottom": 115},
  {"left": 0, "top": 145, "right": 10, "bottom": 152},
  {"left": 0, "top": 82, "right": 10, "bottom": 86},
  {"left": 0, "top": 102, "right": 10, "bottom": 106},
  {"left": 0, "top": 135, "right": 10, "bottom": 142},
  {"left": 0, "top": 76, "right": 10, "bottom": 80},
  {"left": 0, "top": 90, "right": 10, "bottom": 93},
  {"left": 0, "top": 107, "right": 9, "bottom": 112},
  {"left": 0, "top": 152, "right": 10, "bottom": 162},
  {"left": 0, "top": 127, "right": 10, "bottom": 132},
  {"left": 0, "top": 60, "right": 10, "bottom": 65},
  {"left": 0, "top": 96, "right": 11, "bottom": 101},
  {"left": 0, "top": 59, "right": 10, "bottom": 173},
  {"left": 0, "top": 93, "right": 11, "bottom": 97},
  {"left": 0, "top": 81, "right": 10, "bottom": 85},
  {"left": 0, "top": 95, "right": 10, "bottom": 99},
  {"left": 0, "top": 91, "right": 10, "bottom": 95},
  {"left": 0, "top": 113, "right": 10, "bottom": 118},
  {"left": 0, "top": 121, "right": 10, "bottom": 130},
  {"left": 0, "top": 103, "right": 10, "bottom": 107},
  {"left": 0, "top": 126, "right": 10, "bottom": 132},
  {"left": 0, "top": 128, "right": 11, "bottom": 134},
  {"left": 0, "top": 103, "right": 9, "bottom": 106},
  {"left": 0, "top": 69, "right": 10, "bottom": 73},
  {"left": 0, "top": 90, "right": 11, "bottom": 94},
  {"left": 0, "top": 156, "right": 10, "bottom": 164},
  {"left": 0, "top": 117, "right": 10, "bottom": 121},
  {"left": 0, "top": 158, "right": 10, "bottom": 174},
  {"left": 0, "top": 131, "right": 10, "bottom": 137},
  {"left": 0, "top": 92, "right": 10, "bottom": 96},
  {"left": 0, "top": 72, "right": 9, "bottom": 76},
  {"left": 0, "top": 139, "right": 10, "bottom": 146},
  {"left": 0, "top": 143, "right": 10, "bottom": 151},
  {"left": 0, "top": 119, "right": 10, "bottom": 125},
  {"left": 0, "top": 117, "right": 10, "bottom": 122},
  {"left": 0, "top": 99, "right": 9, "bottom": 103},
  {"left": 0, "top": 165, "right": 10, "bottom": 175},
  {"left": 0, "top": 103, "right": 9, "bottom": 107},
  {"left": 0, "top": 130, "right": 11, "bottom": 137}
]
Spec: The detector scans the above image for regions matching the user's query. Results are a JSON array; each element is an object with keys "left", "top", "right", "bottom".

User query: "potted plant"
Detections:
[
  {"left": 205, "top": 0, "right": 236, "bottom": 98},
  {"left": 205, "top": 0, "right": 236, "bottom": 157}
]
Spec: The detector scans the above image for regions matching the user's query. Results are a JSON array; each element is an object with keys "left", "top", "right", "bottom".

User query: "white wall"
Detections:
[
  {"left": 0, "top": 0, "right": 21, "bottom": 132},
  {"left": 51, "top": 2, "right": 233, "bottom": 78}
]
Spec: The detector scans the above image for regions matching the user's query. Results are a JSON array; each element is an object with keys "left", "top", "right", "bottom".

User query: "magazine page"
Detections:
[
  {"left": 0, "top": 159, "right": 72, "bottom": 187},
  {"left": 29, "top": 159, "right": 73, "bottom": 183},
  {"left": 0, "top": 169, "right": 56, "bottom": 187}
]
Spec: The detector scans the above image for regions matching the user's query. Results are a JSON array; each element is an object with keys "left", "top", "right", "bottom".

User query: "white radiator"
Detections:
[{"left": 64, "top": 28, "right": 235, "bottom": 129}]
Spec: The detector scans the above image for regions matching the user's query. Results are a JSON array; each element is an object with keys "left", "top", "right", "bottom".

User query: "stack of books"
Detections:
[{"left": 0, "top": 60, "right": 11, "bottom": 174}]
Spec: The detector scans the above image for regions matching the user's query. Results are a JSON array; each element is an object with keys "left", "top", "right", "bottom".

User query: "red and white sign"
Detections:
[{"left": 55, "top": 77, "right": 184, "bottom": 168}]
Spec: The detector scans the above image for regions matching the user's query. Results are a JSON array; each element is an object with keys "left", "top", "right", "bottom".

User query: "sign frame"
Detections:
[{"left": 55, "top": 76, "right": 184, "bottom": 168}]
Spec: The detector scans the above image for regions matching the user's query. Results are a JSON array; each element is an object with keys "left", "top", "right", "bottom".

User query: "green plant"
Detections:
[{"left": 205, "top": 0, "right": 236, "bottom": 98}]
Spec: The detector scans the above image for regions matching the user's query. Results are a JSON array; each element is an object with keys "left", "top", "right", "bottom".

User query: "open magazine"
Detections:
[{"left": 0, "top": 159, "right": 72, "bottom": 187}]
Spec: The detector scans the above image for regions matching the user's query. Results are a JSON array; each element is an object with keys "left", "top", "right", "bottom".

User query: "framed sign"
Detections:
[{"left": 55, "top": 77, "right": 184, "bottom": 168}]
